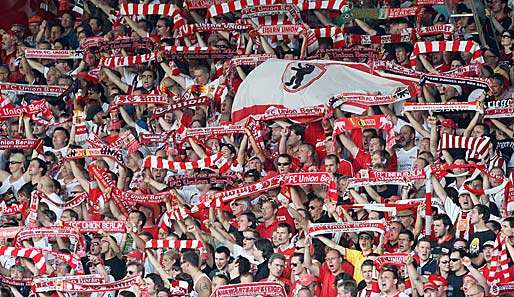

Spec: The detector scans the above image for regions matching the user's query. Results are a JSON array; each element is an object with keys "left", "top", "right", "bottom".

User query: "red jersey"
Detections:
[{"left": 319, "top": 262, "right": 354, "bottom": 297}]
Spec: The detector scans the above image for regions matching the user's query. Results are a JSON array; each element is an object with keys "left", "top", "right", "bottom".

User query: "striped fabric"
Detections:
[
  {"left": 410, "top": 40, "right": 484, "bottom": 68},
  {"left": 488, "top": 233, "right": 511, "bottom": 283},
  {"left": 438, "top": 133, "right": 491, "bottom": 160},
  {"left": 312, "top": 26, "right": 347, "bottom": 48},
  {"left": 119, "top": 4, "right": 185, "bottom": 30},
  {"left": 145, "top": 239, "right": 203, "bottom": 250},
  {"left": 143, "top": 152, "right": 227, "bottom": 172},
  {"left": 100, "top": 53, "right": 156, "bottom": 68},
  {"left": 0, "top": 246, "right": 46, "bottom": 274}
]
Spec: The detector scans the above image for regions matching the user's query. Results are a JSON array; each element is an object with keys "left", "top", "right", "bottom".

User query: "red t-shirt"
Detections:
[{"left": 319, "top": 262, "right": 354, "bottom": 297}]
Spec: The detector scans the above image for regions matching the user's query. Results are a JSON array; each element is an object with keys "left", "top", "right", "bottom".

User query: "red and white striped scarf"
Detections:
[
  {"left": 178, "top": 23, "right": 251, "bottom": 38},
  {"left": 100, "top": 52, "right": 156, "bottom": 68},
  {"left": 0, "top": 245, "right": 46, "bottom": 274},
  {"left": 311, "top": 26, "right": 347, "bottom": 48},
  {"left": 145, "top": 239, "right": 203, "bottom": 250},
  {"left": 438, "top": 133, "right": 491, "bottom": 160},
  {"left": 374, "top": 253, "right": 409, "bottom": 271},
  {"left": 143, "top": 152, "right": 227, "bottom": 172},
  {"left": 487, "top": 233, "right": 511, "bottom": 284},
  {"left": 410, "top": 41, "right": 484, "bottom": 68},
  {"left": 162, "top": 46, "right": 236, "bottom": 59},
  {"left": 119, "top": 3, "right": 185, "bottom": 30},
  {"left": 14, "top": 227, "right": 87, "bottom": 257}
]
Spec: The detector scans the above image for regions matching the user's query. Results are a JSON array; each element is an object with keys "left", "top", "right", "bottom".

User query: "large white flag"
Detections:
[{"left": 232, "top": 58, "right": 407, "bottom": 123}]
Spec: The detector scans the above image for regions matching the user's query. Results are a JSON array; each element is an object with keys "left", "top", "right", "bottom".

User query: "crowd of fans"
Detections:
[{"left": 0, "top": 0, "right": 514, "bottom": 297}]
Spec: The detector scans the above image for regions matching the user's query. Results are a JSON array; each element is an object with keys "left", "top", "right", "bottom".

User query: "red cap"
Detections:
[
  {"left": 441, "top": 118, "right": 457, "bottom": 129},
  {"left": 428, "top": 274, "right": 449, "bottom": 287},
  {"left": 28, "top": 15, "right": 43, "bottom": 24},
  {"left": 126, "top": 250, "right": 144, "bottom": 261},
  {"left": 424, "top": 281, "right": 438, "bottom": 291}
]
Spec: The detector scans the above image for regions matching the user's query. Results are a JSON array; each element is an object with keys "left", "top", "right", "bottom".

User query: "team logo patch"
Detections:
[{"left": 281, "top": 62, "right": 326, "bottom": 93}]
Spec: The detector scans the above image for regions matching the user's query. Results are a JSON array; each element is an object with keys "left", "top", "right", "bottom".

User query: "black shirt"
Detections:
[
  {"left": 104, "top": 255, "right": 127, "bottom": 281},
  {"left": 469, "top": 228, "right": 496, "bottom": 256},
  {"left": 448, "top": 272, "right": 467, "bottom": 297}
]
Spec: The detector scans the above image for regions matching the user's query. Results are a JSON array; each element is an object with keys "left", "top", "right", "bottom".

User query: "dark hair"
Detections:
[
  {"left": 289, "top": 124, "right": 305, "bottom": 140},
  {"left": 504, "top": 216, "right": 514, "bottom": 228},
  {"left": 292, "top": 252, "right": 304, "bottom": 263},
  {"left": 399, "top": 229, "right": 415, "bottom": 243},
  {"left": 182, "top": 251, "right": 199, "bottom": 267},
  {"left": 241, "top": 212, "right": 257, "bottom": 229},
  {"left": 127, "top": 261, "right": 145, "bottom": 276},
  {"left": 53, "top": 127, "right": 70, "bottom": 142},
  {"left": 130, "top": 210, "right": 147, "bottom": 227},
  {"left": 215, "top": 246, "right": 231, "bottom": 258},
  {"left": 255, "top": 239, "right": 274, "bottom": 259},
  {"left": 145, "top": 273, "right": 165, "bottom": 291},
  {"left": 236, "top": 256, "right": 251, "bottom": 275},
  {"left": 31, "top": 158, "right": 48, "bottom": 175},
  {"left": 474, "top": 204, "right": 490, "bottom": 222},
  {"left": 361, "top": 259, "right": 374, "bottom": 269},
  {"left": 277, "top": 222, "right": 292, "bottom": 234},
  {"left": 63, "top": 209, "right": 79, "bottom": 220},
  {"left": 276, "top": 153, "right": 292, "bottom": 164},
  {"left": 381, "top": 265, "right": 399, "bottom": 280},
  {"left": 325, "top": 154, "right": 340, "bottom": 164}
]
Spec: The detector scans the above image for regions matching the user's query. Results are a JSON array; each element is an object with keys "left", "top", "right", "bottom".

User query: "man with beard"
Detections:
[{"left": 395, "top": 125, "right": 417, "bottom": 171}]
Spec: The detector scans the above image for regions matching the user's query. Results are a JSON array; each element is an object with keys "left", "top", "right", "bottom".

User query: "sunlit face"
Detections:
[
  {"left": 379, "top": 270, "right": 397, "bottom": 293},
  {"left": 268, "top": 258, "right": 285, "bottom": 278},
  {"left": 325, "top": 250, "right": 342, "bottom": 273},
  {"left": 242, "top": 231, "right": 256, "bottom": 250},
  {"left": 193, "top": 69, "right": 209, "bottom": 85},
  {"left": 214, "top": 252, "right": 228, "bottom": 270}
]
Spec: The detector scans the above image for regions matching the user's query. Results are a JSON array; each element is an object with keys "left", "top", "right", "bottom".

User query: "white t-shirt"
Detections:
[{"left": 396, "top": 146, "right": 418, "bottom": 171}]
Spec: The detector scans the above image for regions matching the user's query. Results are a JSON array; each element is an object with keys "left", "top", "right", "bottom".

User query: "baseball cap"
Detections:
[
  {"left": 483, "top": 241, "right": 495, "bottom": 248},
  {"left": 428, "top": 274, "right": 449, "bottom": 287},
  {"left": 28, "top": 15, "right": 43, "bottom": 24},
  {"left": 424, "top": 282, "right": 438, "bottom": 291},
  {"left": 126, "top": 250, "right": 144, "bottom": 261},
  {"left": 441, "top": 118, "right": 457, "bottom": 129},
  {"left": 358, "top": 231, "right": 374, "bottom": 239}
]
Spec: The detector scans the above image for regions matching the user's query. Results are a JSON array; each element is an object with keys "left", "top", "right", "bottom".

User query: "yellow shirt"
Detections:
[{"left": 345, "top": 248, "right": 366, "bottom": 284}]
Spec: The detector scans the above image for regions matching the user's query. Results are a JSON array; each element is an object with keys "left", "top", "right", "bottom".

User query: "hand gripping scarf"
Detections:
[
  {"left": 410, "top": 40, "right": 484, "bottom": 68},
  {"left": 0, "top": 245, "right": 46, "bottom": 274},
  {"left": 32, "top": 274, "right": 104, "bottom": 293},
  {"left": 14, "top": 227, "right": 87, "bottom": 257},
  {"left": 332, "top": 115, "right": 396, "bottom": 150},
  {"left": 200, "top": 172, "right": 337, "bottom": 208}
]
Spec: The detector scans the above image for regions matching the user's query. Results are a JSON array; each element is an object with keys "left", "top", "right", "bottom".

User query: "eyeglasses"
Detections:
[
  {"left": 502, "top": 35, "right": 512, "bottom": 39},
  {"left": 243, "top": 237, "right": 255, "bottom": 241},
  {"left": 291, "top": 262, "right": 300, "bottom": 267},
  {"left": 277, "top": 162, "right": 290, "bottom": 166},
  {"left": 450, "top": 258, "right": 461, "bottom": 262}
]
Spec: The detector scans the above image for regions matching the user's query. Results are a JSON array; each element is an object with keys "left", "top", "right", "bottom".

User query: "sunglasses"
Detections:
[
  {"left": 243, "top": 237, "right": 255, "bottom": 241},
  {"left": 277, "top": 162, "right": 290, "bottom": 167},
  {"left": 502, "top": 35, "right": 512, "bottom": 39},
  {"left": 291, "top": 262, "right": 300, "bottom": 267},
  {"left": 8, "top": 161, "right": 22, "bottom": 164},
  {"left": 450, "top": 258, "right": 461, "bottom": 262}
]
